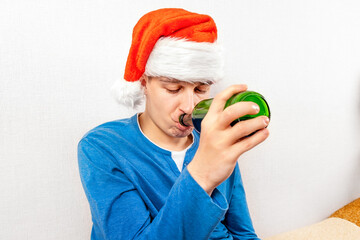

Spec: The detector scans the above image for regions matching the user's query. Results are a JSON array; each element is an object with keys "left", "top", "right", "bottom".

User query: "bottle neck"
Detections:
[{"left": 179, "top": 113, "right": 193, "bottom": 127}]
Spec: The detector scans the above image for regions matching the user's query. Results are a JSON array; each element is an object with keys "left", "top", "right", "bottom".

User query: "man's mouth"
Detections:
[{"left": 176, "top": 122, "right": 192, "bottom": 131}]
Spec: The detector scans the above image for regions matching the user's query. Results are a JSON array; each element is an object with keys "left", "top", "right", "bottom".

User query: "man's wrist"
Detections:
[{"left": 187, "top": 162, "right": 215, "bottom": 196}]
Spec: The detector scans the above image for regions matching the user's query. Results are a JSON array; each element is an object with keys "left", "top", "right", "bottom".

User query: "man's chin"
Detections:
[{"left": 171, "top": 126, "right": 193, "bottom": 138}]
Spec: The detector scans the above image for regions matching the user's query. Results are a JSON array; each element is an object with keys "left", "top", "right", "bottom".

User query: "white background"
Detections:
[{"left": 1, "top": 0, "right": 360, "bottom": 239}]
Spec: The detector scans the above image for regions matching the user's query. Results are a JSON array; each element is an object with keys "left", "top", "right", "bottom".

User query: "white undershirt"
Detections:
[
  {"left": 137, "top": 114, "right": 193, "bottom": 172},
  {"left": 171, "top": 145, "right": 191, "bottom": 172}
]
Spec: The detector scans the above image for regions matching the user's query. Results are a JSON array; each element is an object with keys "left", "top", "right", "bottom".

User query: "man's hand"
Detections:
[{"left": 187, "top": 84, "right": 270, "bottom": 195}]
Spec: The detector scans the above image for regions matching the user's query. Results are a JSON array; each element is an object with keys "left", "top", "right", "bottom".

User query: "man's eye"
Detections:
[
  {"left": 167, "top": 88, "right": 181, "bottom": 93},
  {"left": 195, "top": 88, "right": 208, "bottom": 94}
]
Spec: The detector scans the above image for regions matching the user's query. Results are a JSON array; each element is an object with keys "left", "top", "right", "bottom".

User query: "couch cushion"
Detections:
[
  {"left": 330, "top": 197, "right": 360, "bottom": 227},
  {"left": 264, "top": 217, "right": 360, "bottom": 240}
]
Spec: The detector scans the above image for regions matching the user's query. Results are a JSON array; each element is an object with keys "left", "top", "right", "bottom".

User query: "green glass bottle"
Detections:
[{"left": 179, "top": 91, "right": 271, "bottom": 133}]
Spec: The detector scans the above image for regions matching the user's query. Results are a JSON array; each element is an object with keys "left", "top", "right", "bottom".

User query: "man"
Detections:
[{"left": 78, "top": 8, "right": 269, "bottom": 239}]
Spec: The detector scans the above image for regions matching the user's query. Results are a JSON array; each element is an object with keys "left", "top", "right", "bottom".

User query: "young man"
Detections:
[{"left": 78, "top": 8, "right": 269, "bottom": 239}]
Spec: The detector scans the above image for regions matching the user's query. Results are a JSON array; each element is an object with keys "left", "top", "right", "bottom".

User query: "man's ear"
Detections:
[
  {"left": 140, "top": 75, "right": 147, "bottom": 87},
  {"left": 140, "top": 75, "right": 148, "bottom": 95}
]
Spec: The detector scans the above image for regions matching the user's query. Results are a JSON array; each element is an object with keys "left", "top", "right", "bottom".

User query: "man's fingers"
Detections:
[
  {"left": 230, "top": 128, "right": 269, "bottom": 157},
  {"left": 219, "top": 101, "right": 260, "bottom": 127},
  {"left": 208, "top": 84, "right": 248, "bottom": 115},
  {"left": 227, "top": 116, "right": 269, "bottom": 142}
]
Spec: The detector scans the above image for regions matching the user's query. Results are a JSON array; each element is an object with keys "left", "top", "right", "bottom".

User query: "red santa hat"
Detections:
[{"left": 111, "top": 8, "right": 224, "bottom": 108}]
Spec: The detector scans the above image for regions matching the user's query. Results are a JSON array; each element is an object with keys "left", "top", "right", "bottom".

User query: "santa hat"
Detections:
[{"left": 111, "top": 8, "right": 224, "bottom": 108}]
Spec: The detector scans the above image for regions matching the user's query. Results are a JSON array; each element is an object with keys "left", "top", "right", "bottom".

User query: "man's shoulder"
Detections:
[
  {"left": 77, "top": 114, "right": 143, "bottom": 168},
  {"left": 79, "top": 114, "right": 138, "bottom": 145}
]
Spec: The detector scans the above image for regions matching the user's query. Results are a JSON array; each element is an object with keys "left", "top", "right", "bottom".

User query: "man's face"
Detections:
[{"left": 143, "top": 76, "right": 212, "bottom": 139}]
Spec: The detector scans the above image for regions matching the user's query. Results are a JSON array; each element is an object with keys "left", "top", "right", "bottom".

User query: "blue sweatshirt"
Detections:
[{"left": 78, "top": 114, "right": 260, "bottom": 240}]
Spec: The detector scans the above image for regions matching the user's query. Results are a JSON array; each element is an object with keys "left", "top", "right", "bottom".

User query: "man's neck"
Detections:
[{"left": 138, "top": 112, "right": 193, "bottom": 151}]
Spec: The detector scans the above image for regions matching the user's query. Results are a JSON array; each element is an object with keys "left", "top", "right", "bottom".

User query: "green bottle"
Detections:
[{"left": 179, "top": 91, "right": 271, "bottom": 133}]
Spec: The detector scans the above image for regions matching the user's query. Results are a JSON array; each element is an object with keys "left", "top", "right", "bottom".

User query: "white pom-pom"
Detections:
[{"left": 110, "top": 79, "right": 144, "bottom": 109}]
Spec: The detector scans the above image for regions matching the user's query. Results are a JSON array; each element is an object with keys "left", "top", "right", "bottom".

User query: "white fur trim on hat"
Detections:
[
  {"left": 111, "top": 37, "right": 223, "bottom": 108},
  {"left": 145, "top": 37, "right": 224, "bottom": 83},
  {"left": 110, "top": 79, "right": 144, "bottom": 108}
]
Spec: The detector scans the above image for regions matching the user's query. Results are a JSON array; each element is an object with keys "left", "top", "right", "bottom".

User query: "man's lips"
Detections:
[{"left": 176, "top": 122, "right": 192, "bottom": 131}]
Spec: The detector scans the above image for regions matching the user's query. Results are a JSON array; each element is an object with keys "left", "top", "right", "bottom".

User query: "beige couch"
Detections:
[{"left": 264, "top": 198, "right": 360, "bottom": 240}]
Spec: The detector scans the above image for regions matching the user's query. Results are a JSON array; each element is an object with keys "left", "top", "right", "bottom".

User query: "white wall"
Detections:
[{"left": 1, "top": 0, "right": 360, "bottom": 239}]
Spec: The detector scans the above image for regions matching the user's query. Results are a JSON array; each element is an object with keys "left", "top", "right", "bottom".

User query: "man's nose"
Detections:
[{"left": 180, "top": 90, "right": 195, "bottom": 114}]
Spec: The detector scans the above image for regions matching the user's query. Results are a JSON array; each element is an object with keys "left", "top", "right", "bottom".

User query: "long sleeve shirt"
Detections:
[{"left": 78, "top": 114, "right": 260, "bottom": 240}]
